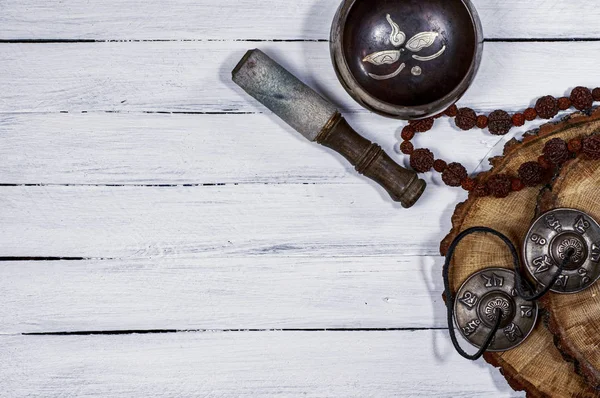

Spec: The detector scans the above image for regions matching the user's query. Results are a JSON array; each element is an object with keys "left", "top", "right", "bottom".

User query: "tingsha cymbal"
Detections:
[
  {"left": 523, "top": 208, "right": 600, "bottom": 294},
  {"left": 454, "top": 268, "right": 538, "bottom": 352}
]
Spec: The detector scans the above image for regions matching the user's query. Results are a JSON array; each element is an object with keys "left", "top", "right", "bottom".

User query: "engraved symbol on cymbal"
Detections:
[
  {"left": 532, "top": 255, "right": 554, "bottom": 274},
  {"left": 362, "top": 14, "right": 446, "bottom": 81},
  {"left": 482, "top": 273, "right": 504, "bottom": 288},
  {"left": 530, "top": 234, "right": 547, "bottom": 246},
  {"left": 524, "top": 209, "right": 600, "bottom": 293},
  {"left": 503, "top": 323, "right": 523, "bottom": 343},
  {"left": 554, "top": 274, "right": 570, "bottom": 290},
  {"left": 462, "top": 319, "right": 481, "bottom": 336},
  {"left": 454, "top": 268, "right": 538, "bottom": 352},
  {"left": 545, "top": 213, "right": 563, "bottom": 233},
  {"left": 578, "top": 268, "right": 591, "bottom": 287},
  {"left": 520, "top": 305, "right": 534, "bottom": 318},
  {"left": 574, "top": 215, "right": 591, "bottom": 234},
  {"left": 458, "top": 291, "right": 478, "bottom": 309},
  {"left": 591, "top": 243, "right": 600, "bottom": 263}
]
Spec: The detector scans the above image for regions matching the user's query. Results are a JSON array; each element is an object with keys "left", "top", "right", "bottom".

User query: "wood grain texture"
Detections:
[
  {"left": 540, "top": 157, "right": 600, "bottom": 389},
  {"left": 2, "top": 0, "right": 596, "bottom": 395},
  {"left": 2, "top": 41, "right": 600, "bottom": 113},
  {"left": 0, "top": 184, "right": 465, "bottom": 258},
  {"left": 441, "top": 111, "right": 600, "bottom": 397},
  {"left": 0, "top": 331, "right": 522, "bottom": 397},
  {"left": 1, "top": 0, "right": 599, "bottom": 40},
  {"left": 0, "top": 112, "right": 501, "bottom": 185},
  {"left": 0, "top": 256, "right": 447, "bottom": 334}
]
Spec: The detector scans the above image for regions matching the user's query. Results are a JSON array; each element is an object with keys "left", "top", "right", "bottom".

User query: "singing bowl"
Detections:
[{"left": 330, "top": 0, "right": 483, "bottom": 120}]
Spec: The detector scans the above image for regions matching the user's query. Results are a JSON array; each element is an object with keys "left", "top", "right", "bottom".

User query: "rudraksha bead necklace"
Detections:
[{"left": 400, "top": 86, "right": 600, "bottom": 198}]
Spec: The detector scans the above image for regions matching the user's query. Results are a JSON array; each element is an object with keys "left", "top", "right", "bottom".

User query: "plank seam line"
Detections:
[
  {"left": 1, "top": 38, "right": 600, "bottom": 44},
  {"left": 0, "top": 104, "right": 589, "bottom": 116},
  {"left": 0, "top": 111, "right": 260, "bottom": 115},
  {"left": 0, "top": 39, "right": 329, "bottom": 43},
  {"left": 485, "top": 38, "right": 600, "bottom": 42},
  {"left": 0, "top": 253, "right": 437, "bottom": 262},
  {"left": 0, "top": 182, "right": 379, "bottom": 187},
  {"left": 102, "top": 111, "right": 257, "bottom": 115},
  {"left": 20, "top": 327, "right": 448, "bottom": 336},
  {"left": 0, "top": 256, "right": 113, "bottom": 262},
  {"left": 0, "top": 183, "right": 233, "bottom": 187}
]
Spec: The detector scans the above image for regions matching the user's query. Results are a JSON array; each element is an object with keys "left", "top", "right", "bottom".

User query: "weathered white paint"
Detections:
[
  {"left": 0, "top": 256, "right": 447, "bottom": 334},
  {"left": 0, "top": 112, "right": 508, "bottom": 185},
  {"left": 0, "top": 184, "right": 465, "bottom": 258},
  {"left": 2, "top": 41, "right": 600, "bottom": 113},
  {"left": 0, "top": 331, "right": 524, "bottom": 397},
  {"left": 0, "top": 0, "right": 598, "bottom": 40},
  {"left": 0, "top": 0, "right": 590, "bottom": 395}
]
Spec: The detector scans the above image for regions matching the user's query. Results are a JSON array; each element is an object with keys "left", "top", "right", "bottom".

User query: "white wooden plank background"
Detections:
[
  {"left": 3, "top": 41, "right": 600, "bottom": 114},
  {"left": 0, "top": 332, "right": 516, "bottom": 397},
  {"left": 0, "top": 113, "right": 502, "bottom": 184},
  {"left": 0, "top": 184, "right": 461, "bottom": 258},
  {"left": 2, "top": 0, "right": 596, "bottom": 396},
  {"left": 0, "top": 257, "right": 446, "bottom": 333},
  {"left": 1, "top": 0, "right": 600, "bottom": 40}
]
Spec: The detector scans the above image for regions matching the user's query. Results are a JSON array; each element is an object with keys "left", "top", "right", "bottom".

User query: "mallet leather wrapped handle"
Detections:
[{"left": 232, "top": 49, "right": 426, "bottom": 208}]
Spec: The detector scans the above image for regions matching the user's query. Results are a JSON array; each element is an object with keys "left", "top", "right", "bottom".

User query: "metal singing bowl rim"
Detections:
[{"left": 330, "top": 0, "right": 484, "bottom": 120}]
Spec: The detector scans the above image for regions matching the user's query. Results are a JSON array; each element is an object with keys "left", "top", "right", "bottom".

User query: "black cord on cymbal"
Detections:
[{"left": 443, "top": 226, "right": 572, "bottom": 360}]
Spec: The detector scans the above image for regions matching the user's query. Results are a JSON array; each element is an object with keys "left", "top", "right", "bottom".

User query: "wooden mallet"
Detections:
[{"left": 232, "top": 49, "right": 426, "bottom": 208}]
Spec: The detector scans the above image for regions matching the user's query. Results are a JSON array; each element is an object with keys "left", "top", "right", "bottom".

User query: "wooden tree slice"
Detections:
[
  {"left": 441, "top": 108, "right": 600, "bottom": 398},
  {"left": 539, "top": 156, "right": 600, "bottom": 390}
]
